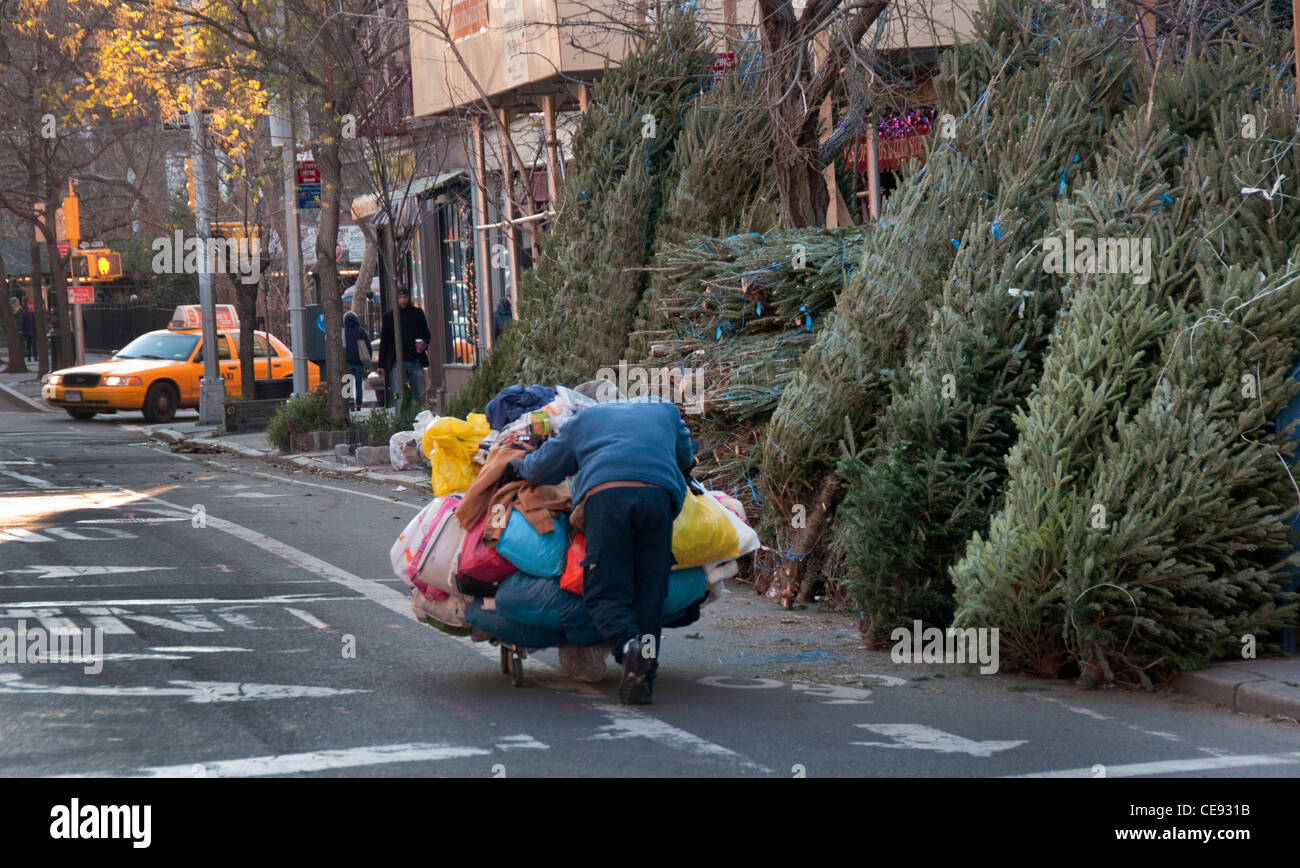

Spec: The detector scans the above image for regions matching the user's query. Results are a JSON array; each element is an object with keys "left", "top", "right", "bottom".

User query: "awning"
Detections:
[
  {"left": 350, "top": 170, "right": 467, "bottom": 221},
  {"left": 370, "top": 197, "right": 424, "bottom": 228}
]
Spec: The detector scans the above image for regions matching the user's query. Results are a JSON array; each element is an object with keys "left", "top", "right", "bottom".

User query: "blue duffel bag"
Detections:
[
  {"left": 496, "top": 512, "right": 568, "bottom": 578},
  {"left": 465, "top": 600, "right": 566, "bottom": 649}
]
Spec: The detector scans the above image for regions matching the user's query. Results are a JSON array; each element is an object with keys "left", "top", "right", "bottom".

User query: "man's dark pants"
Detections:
[{"left": 581, "top": 486, "right": 675, "bottom": 683}]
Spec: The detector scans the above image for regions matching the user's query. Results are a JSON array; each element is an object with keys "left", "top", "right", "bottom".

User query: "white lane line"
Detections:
[
  {"left": 79, "top": 608, "right": 135, "bottom": 635},
  {"left": 0, "top": 467, "right": 53, "bottom": 488},
  {"left": 0, "top": 672, "right": 367, "bottom": 704},
  {"left": 284, "top": 607, "right": 333, "bottom": 632},
  {"left": 0, "top": 594, "right": 358, "bottom": 611},
  {"left": 30, "top": 609, "right": 79, "bottom": 634},
  {"left": 121, "top": 742, "right": 496, "bottom": 778},
  {"left": 1011, "top": 752, "right": 1300, "bottom": 778},
  {"left": 3, "top": 566, "right": 174, "bottom": 580},
  {"left": 133, "top": 489, "right": 772, "bottom": 775}
]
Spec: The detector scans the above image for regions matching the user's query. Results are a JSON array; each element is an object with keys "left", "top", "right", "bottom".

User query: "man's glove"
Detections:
[{"left": 499, "top": 457, "right": 524, "bottom": 485}]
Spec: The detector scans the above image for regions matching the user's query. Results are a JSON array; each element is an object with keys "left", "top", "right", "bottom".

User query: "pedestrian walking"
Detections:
[
  {"left": 18, "top": 298, "right": 37, "bottom": 362},
  {"left": 503, "top": 397, "right": 698, "bottom": 705},
  {"left": 343, "top": 309, "right": 371, "bottom": 410},
  {"left": 378, "top": 285, "right": 431, "bottom": 405}
]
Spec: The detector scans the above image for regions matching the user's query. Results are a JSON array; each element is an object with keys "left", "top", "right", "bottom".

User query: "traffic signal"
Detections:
[{"left": 71, "top": 249, "right": 122, "bottom": 281}]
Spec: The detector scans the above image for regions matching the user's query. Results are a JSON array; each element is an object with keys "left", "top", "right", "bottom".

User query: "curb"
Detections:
[
  {"left": 148, "top": 428, "right": 432, "bottom": 492},
  {"left": 1173, "top": 666, "right": 1300, "bottom": 721},
  {"left": 0, "top": 381, "right": 55, "bottom": 413}
]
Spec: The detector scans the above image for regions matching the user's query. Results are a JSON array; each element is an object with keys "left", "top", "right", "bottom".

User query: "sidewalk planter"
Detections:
[
  {"left": 285, "top": 427, "right": 367, "bottom": 454},
  {"left": 222, "top": 398, "right": 287, "bottom": 433},
  {"left": 354, "top": 445, "right": 391, "bottom": 466}
]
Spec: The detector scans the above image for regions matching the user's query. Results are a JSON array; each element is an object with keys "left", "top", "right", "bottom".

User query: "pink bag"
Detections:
[
  {"left": 457, "top": 510, "right": 516, "bottom": 585},
  {"left": 390, "top": 495, "right": 462, "bottom": 598}
]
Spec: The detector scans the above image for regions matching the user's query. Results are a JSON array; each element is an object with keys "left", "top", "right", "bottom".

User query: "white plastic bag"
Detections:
[
  {"left": 707, "top": 491, "right": 761, "bottom": 557},
  {"left": 389, "top": 430, "right": 423, "bottom": 470},
  {"left": 413, "top": 410, "right": 437, "bottom": 440}
]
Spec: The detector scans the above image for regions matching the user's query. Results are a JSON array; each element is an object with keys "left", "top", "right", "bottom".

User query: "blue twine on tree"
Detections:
[
  {"left": 951, "top": 239, "right": 960, "bottom": 250},
  {"left": 992, "top": 219, "right": 1002, "bottom": 240}
]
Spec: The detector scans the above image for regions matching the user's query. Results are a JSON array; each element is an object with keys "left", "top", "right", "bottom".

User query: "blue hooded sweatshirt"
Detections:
[{"left": 517, "top": 398, "right": 698, "bottom": 515}]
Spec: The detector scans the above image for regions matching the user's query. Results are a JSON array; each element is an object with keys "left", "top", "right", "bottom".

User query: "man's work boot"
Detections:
[{"left": 618, "top": 638, "right": 653, "bottom": 705}]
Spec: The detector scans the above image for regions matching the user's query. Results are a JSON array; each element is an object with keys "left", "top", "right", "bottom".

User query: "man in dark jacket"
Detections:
[
  {"left": 342, "top": 310, "right": 371, "bottom": 410},
  {"left": 378, "top": 285, "right": 431, "bottom": 404},
  {"left": 507, "top": 397, "right": 698, "bottom": 704},
  {"left": 18, "top": 298, "right": 37, "bottom": 363}
]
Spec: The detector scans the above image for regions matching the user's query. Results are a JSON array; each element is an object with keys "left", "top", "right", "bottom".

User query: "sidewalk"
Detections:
[
  {"left": 149, "top": 420, "right": 433, "bottom": 493},
  {"left": 1173, "top": 657, "right": 1300, "bottom": 721}
]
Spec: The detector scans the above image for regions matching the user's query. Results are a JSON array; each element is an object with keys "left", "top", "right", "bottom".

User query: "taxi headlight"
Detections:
[
  {"left": 103, "top": 376, "right": 143, "bottom": 387},
  {"left": 46, "top": 374, "right": 62, "bottom": 385}
]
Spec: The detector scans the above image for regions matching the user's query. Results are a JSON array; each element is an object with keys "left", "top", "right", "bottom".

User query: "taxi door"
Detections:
[{"left": 217, "top": 334, "right": 241, "bottom": 395}]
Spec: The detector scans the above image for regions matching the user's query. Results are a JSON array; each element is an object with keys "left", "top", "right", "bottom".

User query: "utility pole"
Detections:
[
  {"left": 185, "top": 0, "right": 224, "bottom": 425},
  {"left": 271, "top": 5, "right": 308, "bottom": 396}
]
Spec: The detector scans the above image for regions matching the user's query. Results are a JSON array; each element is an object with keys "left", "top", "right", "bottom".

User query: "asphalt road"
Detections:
[{"left": 1, "top": 404, "right": 1298, "bottom": 779}]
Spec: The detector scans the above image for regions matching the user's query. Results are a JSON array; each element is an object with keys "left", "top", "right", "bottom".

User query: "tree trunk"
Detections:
[
  {"left": 1, "top": 256, "right": 27, "bottom": 373},
  {"left": 383, "top": 225, "right": 405, "bottom": 400},
  {"left": 317, "top": 138, "right": 348, "bottom": 423},
  {"left": 237, "top": 280, "right": 257, "bottom": 399},
  {"left": 761, "top": 470, "right": 842, "bottom": 608},
  {"left": 29, "top": 240, "right": 48, "bottom": 375},
  {"left": 45, "top": 228, "right": 73, "bottom": 366},
  {"left": 351, "top": 222, "right": 378, "bottom": 317}
]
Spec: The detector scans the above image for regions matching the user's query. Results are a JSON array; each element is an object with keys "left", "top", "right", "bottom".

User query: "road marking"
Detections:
[
  {"left": 221, "top": 492, "right": 284, "bottom": 499},
  {"left": 699, "top": 675, "right": 785, "bottom": 689},
  {"left": 698, "top": 676, "right": 873, "bottom": 704},
  {"left": 791, "top": 681, "right": 873, "bottom": 705},
  {"left": 284, "top": 607, "right": 333, "bottom": 632},
  {"left": 1011, "top": 752, "right": 1300, "bottom": 778},
  {"left": 0, "top": 468, "right": 52, "bottom": 489},
  {"left": 29, "top": 609, "right": 79, "bottom": 634},
  {"left": 79, "top": 608, "right": 134, "bottom": 635},
  {"left": 0, "top": 594, "right": 357, "bottom": 611},
  {"left": 494, "top": 734, "right": 548, "bottom": 751},
  {"left": 129, "top": 489, "right": 771, "bottom": 775},
  {"left": 0, "top": 672, "right": 367, "bottom": 704},
  {"left": 2, "top": 565, "right": 171, "bottom": 580},
  {"left": 120, "top": 742, "right": 496, "bottom": 778},
  {"left": 852, "top": 724, "right": 1027, "bottom": 757}
]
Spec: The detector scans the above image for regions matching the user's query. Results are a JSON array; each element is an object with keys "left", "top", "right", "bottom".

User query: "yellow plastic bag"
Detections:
[
  {"left": 421, "top": 413, "right": 491, "bottom": 496},
  {"left": 671, "top": 491, "right": 740, "bottom": 568}
]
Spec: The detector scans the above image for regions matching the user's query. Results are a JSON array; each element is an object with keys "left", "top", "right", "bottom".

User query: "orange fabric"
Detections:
[{"left": 560, "top": 533, "right": 586, "bottom": 596}]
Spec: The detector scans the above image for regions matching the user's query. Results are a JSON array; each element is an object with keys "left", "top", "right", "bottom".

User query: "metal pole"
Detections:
[
  {"left": 272, "top": 6, "right": 308, "bottom": 396},
  {"left": 73, "top": 300, "right": 84, "bottom": 365},
  {"left": 190, "top": 96, "right": 224, "bottom": 424}
]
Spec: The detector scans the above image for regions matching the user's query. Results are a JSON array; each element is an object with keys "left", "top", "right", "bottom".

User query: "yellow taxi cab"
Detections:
[{"left": 42, "top": 304, "right": 321, "bottom": 422}]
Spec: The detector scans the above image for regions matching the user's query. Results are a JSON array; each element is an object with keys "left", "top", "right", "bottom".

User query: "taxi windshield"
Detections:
[{"left": 115, "top": 332, "right": 199, "bottom": 361}]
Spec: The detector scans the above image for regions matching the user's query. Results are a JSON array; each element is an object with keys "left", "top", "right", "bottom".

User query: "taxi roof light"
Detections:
[{"left": 169, "top": 304, "right": 239, "bottom": 330}]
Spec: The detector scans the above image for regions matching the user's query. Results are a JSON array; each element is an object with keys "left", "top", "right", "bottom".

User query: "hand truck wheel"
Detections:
[
  {"left": 509, "top": 650, "right": 524, "bottom": 687},
  {"left": 499, "top": 645, "right": 511, "bottom": 674}
]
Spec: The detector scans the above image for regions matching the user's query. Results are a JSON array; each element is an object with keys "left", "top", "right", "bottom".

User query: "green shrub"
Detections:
[{"left": 265, "top": 386, "right": 344, "bottom": 450}]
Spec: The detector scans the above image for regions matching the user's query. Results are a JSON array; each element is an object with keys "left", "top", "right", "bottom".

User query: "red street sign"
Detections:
[
  {"left": 712, "top": 52, "right": 736, "bottom": 80},
  {"left": 296, "top": 161, "right": 320, "bottom": 185},
  {"left": 57, "top": 241, "right": 71, "bottom": 259},
  {"left": 67, "top": 285, "right": 94, "bottom": 305}
]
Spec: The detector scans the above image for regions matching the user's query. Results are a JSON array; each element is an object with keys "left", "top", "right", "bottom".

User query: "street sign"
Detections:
[
  {"left": 297, "top": 184, "right": 322, "bottom": 210},
  {"left": 712, "top": 52, "right": 736, "bottom": 81},
  {"left": 296, "top": 161, "right": 320, "bottom": 185},
  {"left": 67, "top": 285, "right": 95, "bottom": 305},
  {"left": 347, "top": 227, "right": 365, "bottom": 261}
]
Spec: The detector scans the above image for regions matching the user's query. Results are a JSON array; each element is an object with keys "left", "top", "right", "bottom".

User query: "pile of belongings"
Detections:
[{"left": 389, "top": 383, "right": 762, "bottom": 681}]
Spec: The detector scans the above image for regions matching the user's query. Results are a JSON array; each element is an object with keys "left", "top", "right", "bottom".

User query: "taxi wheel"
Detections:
[
  {"left": 142, "top": 382, "right": 178, "bottom": 424},
  {"left": 65, "top": 409, "right": 96, "bottom": 420}
]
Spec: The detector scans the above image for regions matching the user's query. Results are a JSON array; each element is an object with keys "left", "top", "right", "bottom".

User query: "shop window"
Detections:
[{"left": 440, "top": 199, "right": 480, "bottom": 365}]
